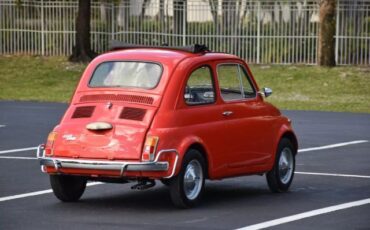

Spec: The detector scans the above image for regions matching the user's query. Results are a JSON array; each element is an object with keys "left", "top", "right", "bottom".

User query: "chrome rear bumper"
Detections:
[{"left": 36, "top": 145, "right": 179, "bottom": 178}]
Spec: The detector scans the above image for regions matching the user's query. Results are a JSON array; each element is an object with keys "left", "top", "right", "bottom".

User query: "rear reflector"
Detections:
[
  {"left": 72, "top": 106, "right": 95, "bottom": 118},
  {"left": 119, "top": 107, "right": 146, "bottom": 121}
]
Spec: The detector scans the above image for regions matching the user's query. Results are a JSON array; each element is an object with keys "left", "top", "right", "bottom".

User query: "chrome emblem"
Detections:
[
  {"left": 62, "top": 134, "right": 76, "bottom": 141},
  {"left": 106, "top": 102, "right": 113, "bottom": 109}
]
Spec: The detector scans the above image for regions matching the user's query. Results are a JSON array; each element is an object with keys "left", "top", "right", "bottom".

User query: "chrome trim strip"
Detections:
[
  {"left": 157, "top": 149, "right": 179, "bottom": 179},
  {"left": 36, "top": 145, "right": 179, "bottom": 178},
  {"left": 37, "top": 144, "right": 45, "bottom": 158}
]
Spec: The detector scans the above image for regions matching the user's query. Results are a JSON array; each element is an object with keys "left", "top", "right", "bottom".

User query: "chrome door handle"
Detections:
[{"left": 222, "top": 111, "right": 233, "bottom": 116}]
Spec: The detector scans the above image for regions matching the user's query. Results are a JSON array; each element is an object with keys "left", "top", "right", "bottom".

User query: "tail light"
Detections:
[
  {"left": 45, "top": 131, "right": 57, "bottom": 155},
  {"left": 142, "top": 136, "right": 159, "bottom": 162}
]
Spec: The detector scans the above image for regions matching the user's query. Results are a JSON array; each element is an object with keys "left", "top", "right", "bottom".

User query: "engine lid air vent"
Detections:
[
  {"left": 72, "top": 106, "right": 95, "bottom": 119},
  {"left": 80, "top": 94, "right": 154, "bottom": 105},
  {"left": 119, "top": 107, "right": 146, "bottom": 121}
]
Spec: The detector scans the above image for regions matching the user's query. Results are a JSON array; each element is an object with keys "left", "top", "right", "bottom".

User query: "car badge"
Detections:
[
  {"left": 106, "top": 102, "right": 113, "bottom": 109},
  {"left": 62, "top": 134, "right": 76, "bottom": 141}
]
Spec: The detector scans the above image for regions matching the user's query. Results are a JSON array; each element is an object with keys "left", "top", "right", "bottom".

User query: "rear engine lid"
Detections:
[{"left": 53, "top": 95, "right": 159, "bottom": 160}]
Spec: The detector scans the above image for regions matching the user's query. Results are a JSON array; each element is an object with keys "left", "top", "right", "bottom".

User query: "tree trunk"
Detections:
[
  {"left": 100, "top": 0, "right": 111, "bottom": 23},
  {"left": 159, "top": 0, "right": 165, "bottom": 22},
  {"left": 209, "top": 0, "right": 220, "bottom": 38},
  {"left": 159, "top": 0, "right": 166, "bottom": 44},
  {"left": 209, "top": 0, "right": 218, "bottom": 24},
  {"left": 318, "top": 0, "right": 336, "bottom": 66},
  {"left": 221, "top": 0, "right": 228, "bottom": 33},
  {"left": 140, "top": 0, "right": 149, "bottom": 17},
  {"left": 137, "top": 0, "right": 150, "bottom": 43},
  {"left": 174, "top": 0, "right": 187, "bottom": 45},
  {"left": 69, "top": 0, "right": 96, "bottom": 63},
  {"left": 100, "top": 2, "right": 106, "bottom": 22}
]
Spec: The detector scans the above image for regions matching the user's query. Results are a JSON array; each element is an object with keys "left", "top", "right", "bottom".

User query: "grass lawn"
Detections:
[
  {"left": 0, "top": 56, "right": 369, "bottom": 113},
  {"left": 251, "top": 65, "right": 370, "bottom": 113}
]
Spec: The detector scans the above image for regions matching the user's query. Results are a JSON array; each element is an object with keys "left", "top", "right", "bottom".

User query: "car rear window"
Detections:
[{"left": 89, "top": 61, "right": 162, "bottom": 89}]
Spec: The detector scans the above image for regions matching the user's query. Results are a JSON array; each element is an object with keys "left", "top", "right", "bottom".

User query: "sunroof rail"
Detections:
[{"left": 109, "top": 41, "right": 209, "bottom": 54}]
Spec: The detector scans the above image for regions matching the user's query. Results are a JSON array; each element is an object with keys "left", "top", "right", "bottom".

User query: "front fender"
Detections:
[{"left": 271, "top": 121, "right": 298, "bottom": 166}]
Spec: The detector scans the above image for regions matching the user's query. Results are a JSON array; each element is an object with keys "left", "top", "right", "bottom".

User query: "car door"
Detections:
[
  {"left": 216, "top": 62, "right": 274, "bottom": 173},
  {"left": 174, "top": 64, "right": 230, "bottom": 178}
]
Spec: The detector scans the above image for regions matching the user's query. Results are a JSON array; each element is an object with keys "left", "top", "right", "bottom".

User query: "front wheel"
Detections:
[
  {"left": 50, "top": 175, "right": 87, "bottom": 202},
  {"left": 169, "top": 149, "right": 206, "bottom": 208},
  {"left": 266, "top": 138, "right": 296, "bottom": 193}
]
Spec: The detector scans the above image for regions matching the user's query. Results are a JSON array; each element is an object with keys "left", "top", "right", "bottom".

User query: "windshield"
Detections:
[{"left": 89, "top": 61, "right": 162, "bottom": 89}]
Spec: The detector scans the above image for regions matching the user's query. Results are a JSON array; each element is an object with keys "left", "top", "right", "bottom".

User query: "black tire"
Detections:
[
  {"left": 169, "top": 149, "right": 206, "bottom": 208},
  {"left": 266, "top": 138, "right": 296, "bottom": 193},
  {"left": 50, "top": 175, "right": 87, "bottom": 202}
]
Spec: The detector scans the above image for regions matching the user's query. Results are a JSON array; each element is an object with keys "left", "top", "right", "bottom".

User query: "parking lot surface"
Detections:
[{"left": 0, "top": 101, "right": 369, "bottom": 230}]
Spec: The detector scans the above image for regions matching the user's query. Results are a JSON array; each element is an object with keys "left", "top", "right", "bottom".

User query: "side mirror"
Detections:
[{"left": 259, "top": 87, "right": 273, "bottom": 98}]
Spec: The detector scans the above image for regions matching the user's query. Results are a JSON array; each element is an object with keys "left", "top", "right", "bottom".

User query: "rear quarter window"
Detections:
[{"left": 184, "top": 66, "right": 216, "bottom": 105}]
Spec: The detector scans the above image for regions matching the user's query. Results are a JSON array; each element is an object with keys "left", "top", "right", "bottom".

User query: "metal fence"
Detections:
[{"left": 0, "top": 0, "right": 369, "bottom": 65}]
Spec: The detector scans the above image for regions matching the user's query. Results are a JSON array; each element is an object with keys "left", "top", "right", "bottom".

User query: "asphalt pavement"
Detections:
[{"left": 0, "top": 101, "right": 369, "bottom": 230}]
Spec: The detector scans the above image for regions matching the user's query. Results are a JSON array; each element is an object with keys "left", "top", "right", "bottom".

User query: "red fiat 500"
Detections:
[{"left": 37, "top": 44, "right": 298, "bottom": 208}]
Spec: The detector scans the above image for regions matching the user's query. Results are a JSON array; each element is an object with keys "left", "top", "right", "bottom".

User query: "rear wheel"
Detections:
[
  {"left": 50, "top": 175, "right": 87, "bottom": 202},
  {"left": 169, "top": 149, "right": 205, "bottom": 208},
  {"left": 266, "top": 138, "right": 296, "bottom": 193}
]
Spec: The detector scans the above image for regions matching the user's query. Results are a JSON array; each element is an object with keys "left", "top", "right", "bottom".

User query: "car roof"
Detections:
[
  {"left": 77, "top": 47, "right": 244, "bottom": 96},
  {"left": 93, "top": 47, "right": 240, "bottom": 66}
]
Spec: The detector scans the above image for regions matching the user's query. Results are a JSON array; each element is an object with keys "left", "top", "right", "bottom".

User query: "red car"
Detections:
[{"left": 37, "top": 44, "right": 298, "bottom": 208}]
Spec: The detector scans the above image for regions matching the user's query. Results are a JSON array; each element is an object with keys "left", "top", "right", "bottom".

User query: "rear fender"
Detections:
[{"left": 171, "top": 135, "right": 213, "bottom": 178}]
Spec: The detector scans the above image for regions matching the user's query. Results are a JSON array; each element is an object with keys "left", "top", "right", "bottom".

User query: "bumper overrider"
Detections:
[{"left": 36, "top": 145, "right": 179, "bottom": 178}]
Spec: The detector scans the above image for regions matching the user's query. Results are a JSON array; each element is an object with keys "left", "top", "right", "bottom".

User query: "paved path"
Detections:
[{"left": 0, "top": 101, "right": 369, "bottom": 230}]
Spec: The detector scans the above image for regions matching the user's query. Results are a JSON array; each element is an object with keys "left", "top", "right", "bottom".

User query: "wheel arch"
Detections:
[
  {"left": 176, "top": 136, "right": 212, "bottom": 179},
  {"left": 280, "top": 131, "right": 298, "bottom": 155},
  {"left": 186, "top": 143, "right": 210, "bottom": 179}
]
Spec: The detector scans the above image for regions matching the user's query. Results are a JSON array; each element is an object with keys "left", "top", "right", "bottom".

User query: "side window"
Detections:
[
  {"left": 240, "top": 67, "right": 256, "bottom": 98},
  {"left": 217, "top": 64, "right": 256, "bottom": 101},
  {"left": 184, "top": 66, "right": 215, "bottom": 105},
  {"left": 217, "top": 64, "right": 243, "bottom": 101}
]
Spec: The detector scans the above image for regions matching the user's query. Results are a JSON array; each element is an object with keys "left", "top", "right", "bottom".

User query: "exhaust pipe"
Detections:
[{"left": 131, "top": 180, "right": 156, "bottom": 190}]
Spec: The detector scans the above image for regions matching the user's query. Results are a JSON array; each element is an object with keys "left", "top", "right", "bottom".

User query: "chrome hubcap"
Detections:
[
  {"left": 183, "top": 160, "right": 203, "bottom": 200},
  {"left": 279, "top": 147, "right": 294, "bottom": 184}
]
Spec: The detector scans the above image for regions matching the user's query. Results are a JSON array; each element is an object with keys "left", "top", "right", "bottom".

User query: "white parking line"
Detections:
[
  {"left": 0, "top": 140, "right": 367, "bottom": 156},
  {"left": 0, "top": 139, "right": 368, "bottom": 205},
  {"left": 298, "top": 140, "right": 368, "bottom": 153},
  {"left": 0, "top": 156, "right": 36, "bottom": 160},
  {"left": 0, "top": 189, "right": 53, "bottom": 202},
  {"left": 0, "top": 125, "right": 6, "bottom": 128},
  {"left": 295, "top": 171, "right": 370, "bottom": 179},
  {"left": 236, "top": 198, "right": 370, "bottom": 230},
  {"left": 3, "top": 155, "right": 369, "bottom": 179},
  {"left": 0, "top": 147, "right": 38, "bottom": 155},
  {"left": 0, "top": 182, "right": 103, "bottom": 202}
]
